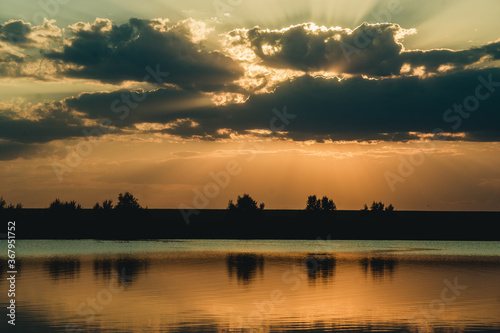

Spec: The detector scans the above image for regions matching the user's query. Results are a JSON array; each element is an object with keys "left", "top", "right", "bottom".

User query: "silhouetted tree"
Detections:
[
  {"left": 0, "top": 197, "right": 21, "bottom": 210},
  {"left": 227, "top": 194, "right": 264, "bottom": 212},
  {"left": 50, "top": 199, "right": 61, "bottom": 209},
  {"left": 67, "top": 200, "right": 82, "bottom": 210},
  {"left": 103, "top": 199, "right": 113, "bottom": 210},
  {"left": 368, "top": 201, "right": 395, "bottom": 212},
  {"left": 115, "top": 192, "right": 141, "bottom": 210},
  {"left": 320, "top": 196, "right": 336, "bottom": 211},
  {"left": 361, "top": 204, "right": 369, "bottom": 211},
  {"left": 67, "top": 200, "right": 81, "bottom": 210},
  {"left": 6, "top": 203, "right": 23, "bottom": 210},
  {"left": 49, "top": 199, "right": 82, "bottom": 210},
  {"left": 306, "top": 195, "right": 336, "bottom": 211},
  {"left": 306, "top": 195, "right": 320, "bottom": 211},
  {"left": 93, "top": 199, "right": 114, "bottom": 210},
  {"left": 370, "top": 201, "right": 385, "bottom": 212}
]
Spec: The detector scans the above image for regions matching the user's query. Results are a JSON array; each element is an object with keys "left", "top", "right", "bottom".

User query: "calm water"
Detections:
[{"left": 1, "top": 239, "right": 500, "bottom": 333}]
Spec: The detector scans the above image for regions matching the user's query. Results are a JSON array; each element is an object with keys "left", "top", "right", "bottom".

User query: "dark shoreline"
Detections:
[{"left": 2, "top": 209, "right": 499, "bottom": 241}]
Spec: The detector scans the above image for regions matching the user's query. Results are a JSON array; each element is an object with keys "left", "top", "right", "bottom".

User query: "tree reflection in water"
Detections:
[
  {"left": 360, "top": 257, "right": 398, "bottom": 280},
  {"left": 44, "top": 258, "right": 81, "bottom": 281},
  {"left": 304, "top": 254, "right": 336, "bottom": 283},
  {"left": 227, "top": 253, "right": 264, "bottom": 285},
  {"left": 93, "top": 257, "right": 148, "bottom": 286}
]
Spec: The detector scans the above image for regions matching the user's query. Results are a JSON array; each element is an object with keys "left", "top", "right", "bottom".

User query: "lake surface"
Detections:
[{"left": 1, "top": 239, "right": 500, "bottom": 332}]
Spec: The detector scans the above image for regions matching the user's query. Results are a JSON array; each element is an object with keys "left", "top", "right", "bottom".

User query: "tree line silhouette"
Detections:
[
  {"left": 93, "top": 192, "right": 142, "bottom": 211},
  {"left": 0, "top": 196, "right": 23, "bottom": 210},
  {"left": 306, "top": 195, "right": 336, "bottom": 211},
  {"left": 226, "top": 193, "right": 395, "bottom": 213},
  {"left": 362, "top": 201, "right": 395, "bottom": 212},
  {"left": 3, "top": 193, "right": 499, "bottom": 241},
  {"left": 46, "top": 192, "right": 143, "bottom": 211},
  {"left": 227, "top": 194, "right": 265, "bottom": 212},
  {"left": 0, "top": 192, "right": 394, "bottom": 211}
]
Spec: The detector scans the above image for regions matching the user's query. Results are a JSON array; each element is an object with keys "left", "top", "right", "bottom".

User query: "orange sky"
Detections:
[{"left": 2, "top": 137, "right": 499, "bottom": 210}]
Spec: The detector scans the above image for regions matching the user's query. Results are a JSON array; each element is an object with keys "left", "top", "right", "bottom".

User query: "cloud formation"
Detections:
[
  {"left": 2, "top": 19, "right": 499, "bottom": 83},
  {"left": 0, "top": 105, "right": 87, "bottom": 144},
  {"left": 181, "top": 69, "right": 500, "bottom": 142},
  {"left": 226, "top": 22, "right": 500, "bottom": 76},
  {"left": 226, "top": 23, "right": 412, "bottom": 76},
  {"left": 46, "top": 18, "right": 243, "bottom": 91},
  {"left": 0, "top": 20, "right": 33, "bottom": 45},
  {"left": 1, "top": 18, "right": 500, "bottom": 161},
  {"left": 3, "top": 67, "right": 497, "bottom": 154}
]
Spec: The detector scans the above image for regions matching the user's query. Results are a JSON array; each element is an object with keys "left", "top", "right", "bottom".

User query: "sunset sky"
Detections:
[{"left": 1, "top": 0, "right": 499, "bottom": 210}]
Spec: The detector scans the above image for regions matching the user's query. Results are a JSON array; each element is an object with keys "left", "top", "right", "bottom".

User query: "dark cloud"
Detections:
[
  {"left": 0, "top": 49, "right": 24, "bottom": 63},
  {"left": 401, "top": 41, "right": 500, "bottom": 73},
  {"left": 206, "top": 68, "right": 500, "bottom": 142},
  {"left": 0, "top": 19, "right": 64, "bottom": 79},
  {"left": 0, "top": 19, "right": 61, "bottom": 48},
  {"left": 0, "top": 67, "right": 499, "bottom": 157},
  {"left": 1, "top": 17, "right": 500, "bottom": 155},
  {"left": 63, "top": 87, "right": 233, "bottom": 140},
  {"left": 229, "top": 23, "right": 500, "bottom": 76},
  {"left": 0, "top": 21, "right": 31, "bottom": 73},
  {"left": 0, "top": 141, "right": 56, "bottom": 161},
  {"left": 0, "top": 114, "right": 85, "bottom": 144},
  {"left": 53, "top": 68, "right": 500, "bottom": 143},
  {"left": 3, "top": 18, "right": 498, "bottom": 83},
  {"left": 0, "top": 50, "right": 25, "bottom": 77},
  {"left": 63, "top": 87, "right": 213, "bottom": 126},
  {"left": 0, "top": 20, "right": 32, "bottom": 45},
  {"left": 0, "top": 99, "right": 103, "bottom": 145},
  {"left": 231, "top": 22, "right": 407, "bottom": 76},
  {"left": 46, "top": 18, "right": 244, "bottom": 91},
  {"left": 0, "top": 141, "right": 34, "bottom": 160},
  {"left": 0, "top": 85, "right": 215, "bottom": 150}
]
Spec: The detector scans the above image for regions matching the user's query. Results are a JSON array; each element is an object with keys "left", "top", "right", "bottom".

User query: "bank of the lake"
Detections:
[{"left": 1, "top": 209, "right": 499, "bottom": 240}]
